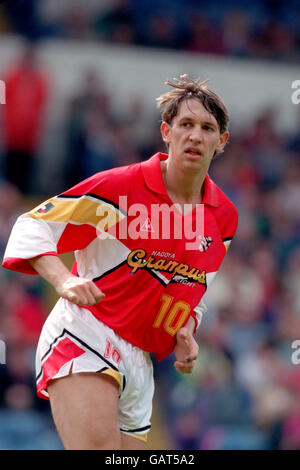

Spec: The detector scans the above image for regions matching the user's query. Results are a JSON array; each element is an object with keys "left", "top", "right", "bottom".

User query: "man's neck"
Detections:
[{"left": 161, "top": 159, "right": 207, "bottom": 207}]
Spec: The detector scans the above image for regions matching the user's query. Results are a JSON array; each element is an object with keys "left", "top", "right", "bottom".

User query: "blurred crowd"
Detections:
[
  {"left": 0, "top": 24, "right": 299, "bottom": 450},
  {"left": 0, "top": 0, "right": 300, "bottom": 63}
]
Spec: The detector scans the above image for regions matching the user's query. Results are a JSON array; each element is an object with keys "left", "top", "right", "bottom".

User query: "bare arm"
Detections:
[
  {"left": 173, "top": 316, "right": 199, "bottom": 374},
  {"left": 29, "top": 255, "right": 105, "bottom": 306}
]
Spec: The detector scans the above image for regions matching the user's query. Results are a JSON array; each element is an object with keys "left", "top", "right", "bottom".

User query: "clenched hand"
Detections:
[
  {"left": 57, "top": 276, "right": 105, "bottom": 306},
  {"left": 28, "top": 255, "right": 105, "bottom": 306},
  {"left": 174, "top": 325, "right": 199, "bottom": 374}
]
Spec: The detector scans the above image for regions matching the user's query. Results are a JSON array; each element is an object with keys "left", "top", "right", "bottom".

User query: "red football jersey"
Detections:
[{"left": 3, "top": 153, "right": 238, "bottom": 360}]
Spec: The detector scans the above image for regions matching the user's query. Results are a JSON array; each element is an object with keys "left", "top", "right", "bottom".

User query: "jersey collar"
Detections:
[{"left": 141, "top": 152, "right": 220, "bottom": 207}]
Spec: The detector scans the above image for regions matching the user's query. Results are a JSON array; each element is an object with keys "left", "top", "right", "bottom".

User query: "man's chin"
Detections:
[{"left": 183, "top": 155, "right": 205, "bottom": 168}]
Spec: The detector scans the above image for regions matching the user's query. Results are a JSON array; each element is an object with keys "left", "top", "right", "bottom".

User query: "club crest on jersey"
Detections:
[
  {"left": 36, "top": 202, "right": 55, "bottom": 214},
  {"left": 198, "top": 236, "right": 212, "bottom": 252}
]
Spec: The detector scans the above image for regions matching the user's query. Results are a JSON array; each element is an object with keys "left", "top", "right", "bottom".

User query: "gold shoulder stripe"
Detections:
[{"left": 28, "top": 197, "right": 123, "bottom": 230}]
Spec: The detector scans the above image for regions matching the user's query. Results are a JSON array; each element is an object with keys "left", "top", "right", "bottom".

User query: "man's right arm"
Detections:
[
  {"left": 2, "top": 174, "right": 124, "bottom": 305},
  {"left": 29, "top": 255, "right": 105, "bottom": 306}
]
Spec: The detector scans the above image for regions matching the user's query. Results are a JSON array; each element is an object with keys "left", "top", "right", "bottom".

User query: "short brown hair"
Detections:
[{"left": 156, "top": 74, "right": 229, "bottom": 134}]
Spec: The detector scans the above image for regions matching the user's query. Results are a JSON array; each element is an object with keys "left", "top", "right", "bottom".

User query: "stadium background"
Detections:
[{"left": 0, "top": 0, "right": 299, "bottom": 450}]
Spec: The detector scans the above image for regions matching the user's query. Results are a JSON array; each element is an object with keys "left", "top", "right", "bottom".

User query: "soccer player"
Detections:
[{"left": 2, "top": 75, "right": 238, "bottom": 450}]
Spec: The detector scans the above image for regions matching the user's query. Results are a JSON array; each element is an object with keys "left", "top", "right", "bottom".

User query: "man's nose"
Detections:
[{"left": 188, "top": 126, "right": 203, "bottom": 143}]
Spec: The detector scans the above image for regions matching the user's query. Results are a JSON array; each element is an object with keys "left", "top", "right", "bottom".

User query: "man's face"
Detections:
[{"left": 161, "top": 98, "right": 229, "bottom": 172}]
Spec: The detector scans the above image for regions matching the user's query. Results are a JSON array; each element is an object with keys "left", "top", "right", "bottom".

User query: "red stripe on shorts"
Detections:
[{"left": 37, "top": 336, "right": 85, "bottom": 399}]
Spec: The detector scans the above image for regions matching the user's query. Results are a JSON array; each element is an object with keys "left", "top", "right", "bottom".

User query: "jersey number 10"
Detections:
[{"left": 153, "top": 294, "right": 191, "bottom": 336}]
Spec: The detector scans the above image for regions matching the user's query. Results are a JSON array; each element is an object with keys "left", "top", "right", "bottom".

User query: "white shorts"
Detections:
[{"left": 35, "top": 298, "right": 154, "bottom": 442}]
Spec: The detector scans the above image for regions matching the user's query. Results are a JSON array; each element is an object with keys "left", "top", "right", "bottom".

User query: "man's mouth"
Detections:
[{"left": 185, "top": 147, "right": 202, "bottom": 156}]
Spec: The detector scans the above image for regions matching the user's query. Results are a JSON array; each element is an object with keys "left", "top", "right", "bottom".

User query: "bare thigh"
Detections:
[{"left": 48, "top": 372, "right": 121, "bottom": 450}]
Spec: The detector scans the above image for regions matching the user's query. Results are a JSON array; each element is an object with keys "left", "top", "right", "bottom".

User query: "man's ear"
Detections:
[
  {"left": 215, "top": 130, "right": 230, "bottom": 153},
  {"left": 161, "top": 121, "right": 171, "bottom": 145}
]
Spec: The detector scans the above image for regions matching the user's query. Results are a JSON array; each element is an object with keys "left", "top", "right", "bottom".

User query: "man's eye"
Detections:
[{"left": 182, "top": 122, "right": 191, "bottom": 127}]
